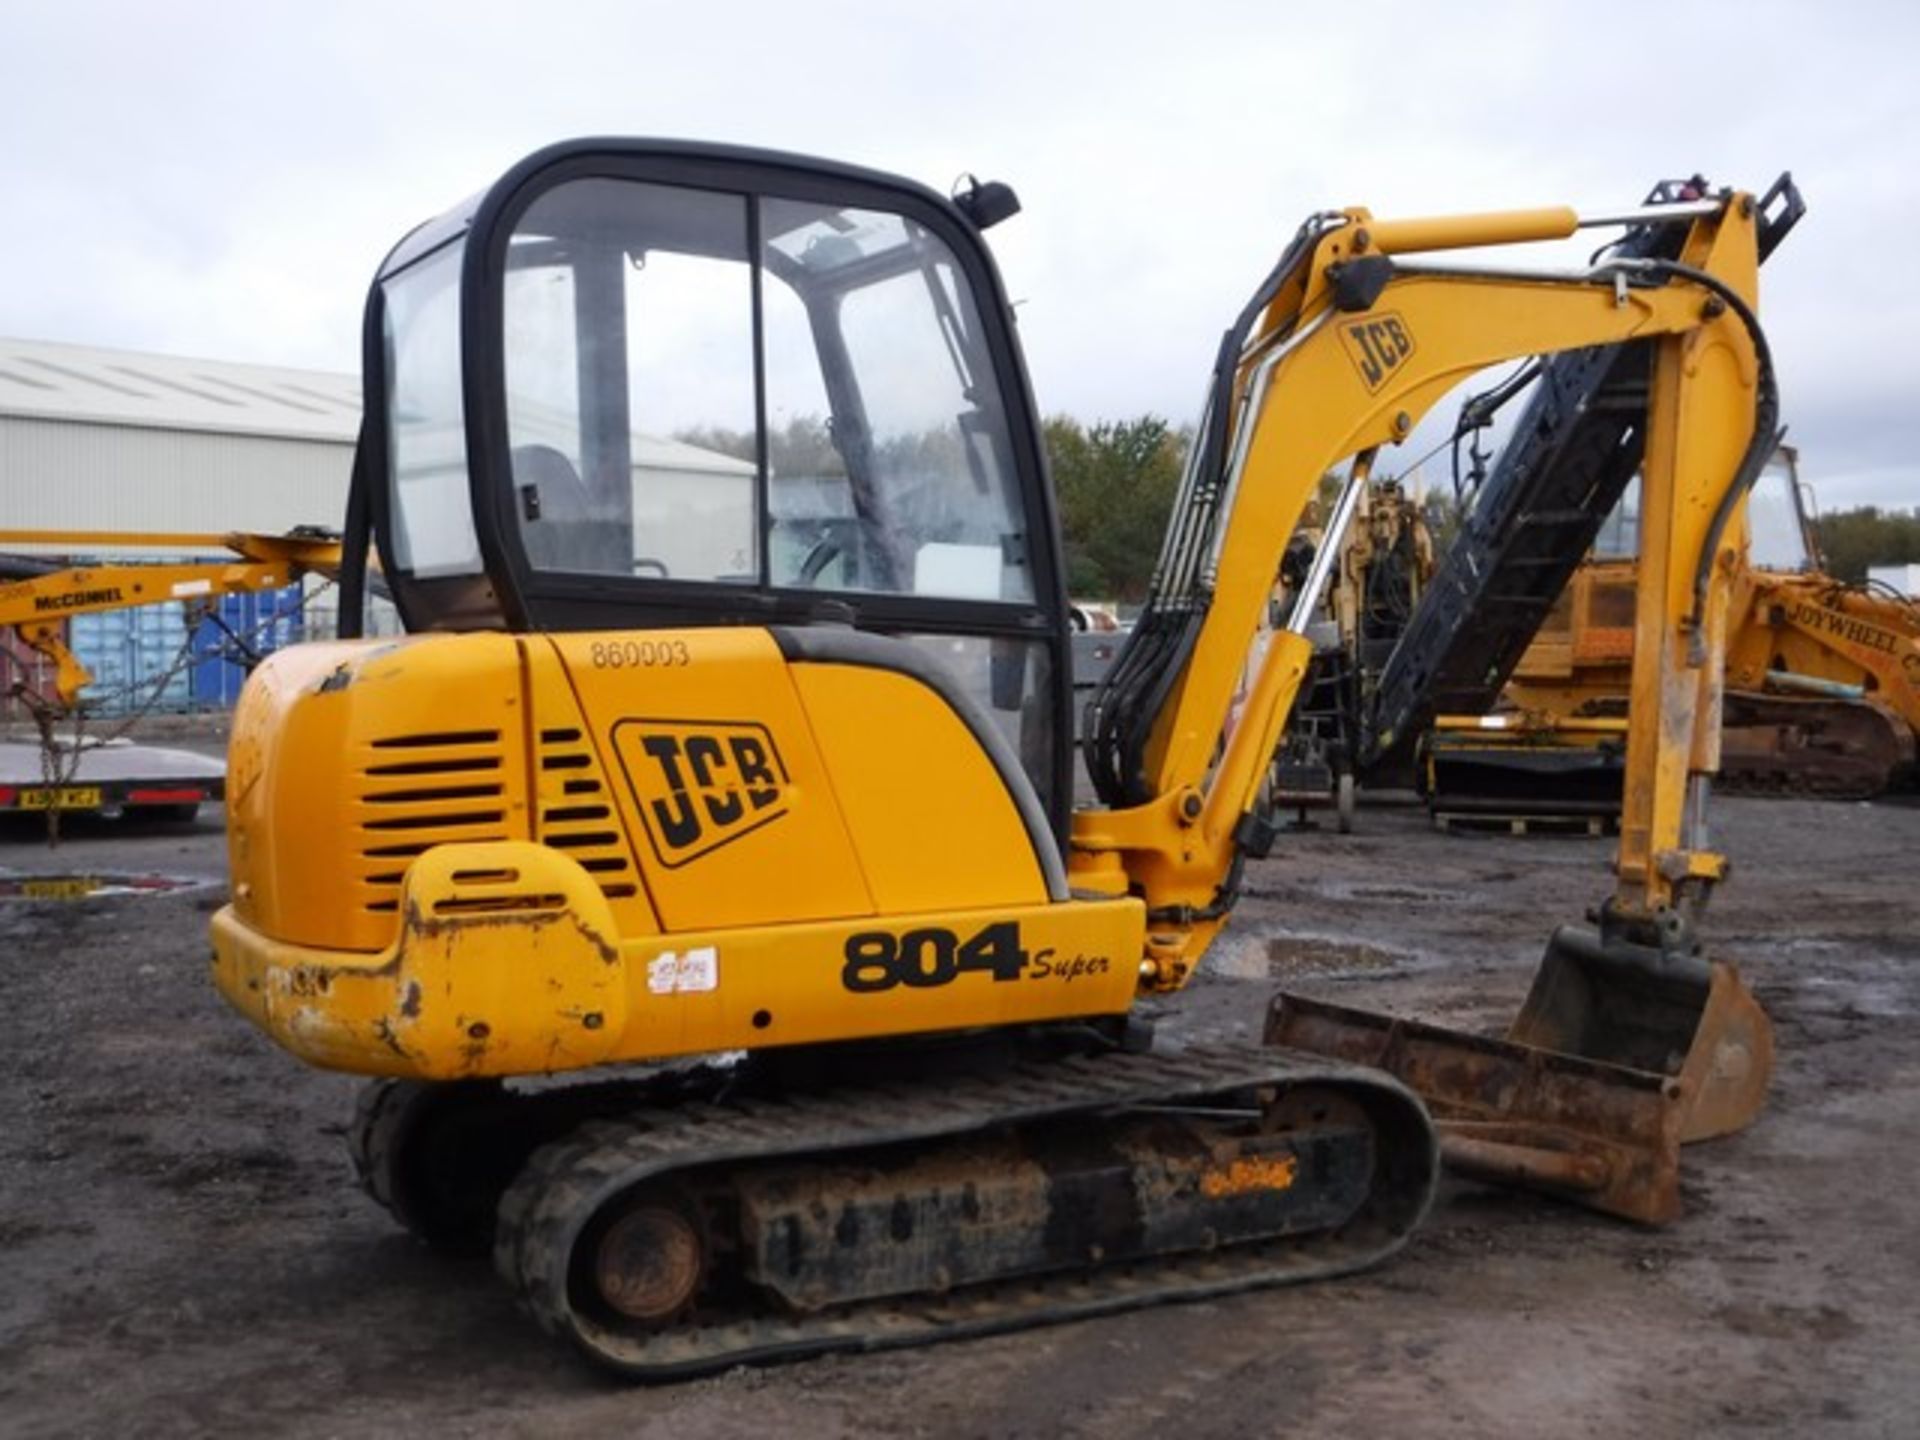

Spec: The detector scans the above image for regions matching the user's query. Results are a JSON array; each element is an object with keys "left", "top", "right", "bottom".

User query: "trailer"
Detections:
[{"left": 0, "top": 739, "right": 224, "bottom": 822}]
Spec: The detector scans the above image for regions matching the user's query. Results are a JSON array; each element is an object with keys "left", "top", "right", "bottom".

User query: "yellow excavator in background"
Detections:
[
  {"left": 1269, "top": 476, "right": 1435, "bottom": 830},
  {"left": 1425, "top": 445, "right": 1918, "bottom": 818},
  {"left": 209, "top": 140, "right": 1797, "bottom": 1377},
  {"left": 0, "top": 528, "right": 343, "bottom": 714}
]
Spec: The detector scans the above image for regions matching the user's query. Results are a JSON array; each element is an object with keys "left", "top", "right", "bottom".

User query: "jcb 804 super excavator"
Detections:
[{"left": 212, "top": 140, "right": 1793, "bottom": 1377}]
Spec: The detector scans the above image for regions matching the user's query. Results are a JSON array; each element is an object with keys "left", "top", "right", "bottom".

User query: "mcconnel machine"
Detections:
[{"left": 212, "top": 140, "right": 1795, "bottom": 1377}]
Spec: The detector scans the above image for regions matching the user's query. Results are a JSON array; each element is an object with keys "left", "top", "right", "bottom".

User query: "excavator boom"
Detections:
[
  {"left": 1078, "top": 181, "right": 1788, "bottom": 970},
  {"left": 1083, "top": 178, "right": 1791, "bottom": 1220}
]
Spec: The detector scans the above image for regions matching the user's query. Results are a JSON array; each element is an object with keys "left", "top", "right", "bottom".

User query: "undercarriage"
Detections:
[{"left": 349, "top": 1034, "right": 1436, "bottom": 1378}]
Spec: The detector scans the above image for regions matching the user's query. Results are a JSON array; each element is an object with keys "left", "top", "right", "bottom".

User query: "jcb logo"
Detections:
[
  {"left": 1339, "top": 313, "right": 1415, "bottom": 393},
  {"left": 614, "top": 719, "right": 789, "bottom": 867}
]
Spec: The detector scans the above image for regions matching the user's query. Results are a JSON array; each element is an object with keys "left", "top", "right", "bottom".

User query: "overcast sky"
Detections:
[{"left": 4, "top": 0, "right": 1915, "bottom": 509}]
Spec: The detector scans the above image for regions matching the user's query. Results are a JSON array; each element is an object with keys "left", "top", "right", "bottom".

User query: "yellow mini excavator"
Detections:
[{"left": 211, "top": 140, "right": 1796, "bottom": 1377}]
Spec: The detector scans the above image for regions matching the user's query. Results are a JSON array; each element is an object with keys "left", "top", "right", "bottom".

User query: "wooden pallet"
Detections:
[{"left": 1430, "top": 809, "right": 1615, "bottom": 837}]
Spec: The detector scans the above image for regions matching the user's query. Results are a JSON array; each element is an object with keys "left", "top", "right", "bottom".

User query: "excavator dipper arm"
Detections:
[
  {"left": 1075, "top": 196, "right": 1771, "bottom": 980},
  {"left": 1221, "top": 196, "right": 1787, "bottom": 1222}
]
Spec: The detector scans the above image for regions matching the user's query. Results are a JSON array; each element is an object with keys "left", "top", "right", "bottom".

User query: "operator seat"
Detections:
[{"left": 512, "top": 444, "right": 632, "bottom": 574}]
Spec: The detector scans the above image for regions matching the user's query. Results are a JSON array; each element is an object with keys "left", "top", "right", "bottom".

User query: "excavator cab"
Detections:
[
  {"left": 1744, "top": 445, "right": 1818, "bottom": 572},
  {"left": 358, "top": 141, "right": 1075, "bottom": 833}
]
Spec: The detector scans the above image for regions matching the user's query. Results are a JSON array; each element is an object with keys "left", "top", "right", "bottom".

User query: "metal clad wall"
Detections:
[{"left": 0, "top": 417, "right": 351, "bottom": 535}]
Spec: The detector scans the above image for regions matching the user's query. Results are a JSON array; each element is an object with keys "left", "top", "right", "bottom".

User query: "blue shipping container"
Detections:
[
  {"left": 62, "top": 581, "right": 307, "bottom": 715},
  {"left": 70, "top": 601, "right": 193, "bottom": 715},
  {"left": 190, "top": 584, "right": 307, "bottom": 707}
]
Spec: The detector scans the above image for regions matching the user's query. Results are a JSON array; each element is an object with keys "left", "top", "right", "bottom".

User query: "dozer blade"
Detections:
[
  {"left": 1268, "top": 925, "right": 1773, "bottom": 1225},
  {"left": 1425, "top": 737, "right": 1625, "bottom": 821}
]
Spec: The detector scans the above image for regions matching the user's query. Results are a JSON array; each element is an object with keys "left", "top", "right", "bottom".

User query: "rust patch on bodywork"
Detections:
[{"left": 401, "top": 896, "right": 618, "bottom": 966}]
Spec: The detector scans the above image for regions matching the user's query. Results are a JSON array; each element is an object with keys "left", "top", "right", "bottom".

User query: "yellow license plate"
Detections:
[
  {"left": 18, "top": 786, "right": 103, "bottom": 810},
  {"left": 19, "top": 876, "right": 104, "bottom": 900}
]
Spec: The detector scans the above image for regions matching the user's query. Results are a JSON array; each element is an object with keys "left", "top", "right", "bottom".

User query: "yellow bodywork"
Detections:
[
  {"left": 1728, "top": 572, "right": 1920, "bottom": 722},
  {"left": 212, "top": 628, "right": 1144, "bottom": 1078}
]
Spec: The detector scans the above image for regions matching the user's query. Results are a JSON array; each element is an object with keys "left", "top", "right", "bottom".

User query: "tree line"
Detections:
[
  {"left": 1813, "top": 506, "right": 1920, "bottom": 584},
  {"left": 1044, "top": 415, "right": 1917, "bottom": 598},
  {"left": 1043, "top": 415, "right": 1465, "bottom": 601}
]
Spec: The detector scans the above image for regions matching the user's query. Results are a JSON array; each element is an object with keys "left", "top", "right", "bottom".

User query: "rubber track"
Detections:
[
  {"left": 493, "top": 1042, "right": 1436, "bottom": 1380},
  {"left": 347, "top": 1078, "right": 409, "bottom": 1219}
]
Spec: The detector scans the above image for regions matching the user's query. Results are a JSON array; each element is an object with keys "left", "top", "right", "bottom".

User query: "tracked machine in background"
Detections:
[
  {"left": 1268, "top": 476, "right": 1434, "bottom": 830},
  {"left": 211, "top": 141, "right": 1794, "bottom": 1376},
  {"left": 1355, "top": 180, "right": 1804, "bottom": 778},
  {"left": 1427, "top": 446, "right": 1918, "bottom": 817}
]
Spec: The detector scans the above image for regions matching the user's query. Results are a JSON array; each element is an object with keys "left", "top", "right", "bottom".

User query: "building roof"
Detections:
[
  {"left": 0, "top": 337, "right": 757, "bottom": 479},
  {"left": 0, "top": 336, "right": 360, "bottom": 444}
]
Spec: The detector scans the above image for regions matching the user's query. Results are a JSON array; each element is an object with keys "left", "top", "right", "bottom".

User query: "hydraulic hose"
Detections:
[{"left": 1084, "top": 214, "right": 1339, "bottom": 805}]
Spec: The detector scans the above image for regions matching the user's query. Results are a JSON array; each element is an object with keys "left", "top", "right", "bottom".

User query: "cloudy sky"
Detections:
[{"left": 4, "top": 0, "right": 1915, "bottom": 508}]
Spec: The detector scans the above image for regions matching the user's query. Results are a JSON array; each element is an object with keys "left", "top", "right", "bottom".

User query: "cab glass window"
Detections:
[
  {"left": 505, "top": 181, "right": 757, "bottom": 581},
  {"left": 497, "top": 177, "right": 1032, "bottom": 604},
  {"left": 1592, "top": 478, "right": 1640, "bottom": 560},
  {"left": 762, "top": 199, "right": 1032, "bottom": 603},
  {"left": 1746, "top": 451, "right": 1813, "bottom": 572},
  {"left": 383, "top": 244, "right": 481, "bottom": 577}
]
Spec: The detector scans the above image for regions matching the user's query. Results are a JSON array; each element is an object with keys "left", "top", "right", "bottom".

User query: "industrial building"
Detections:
[
  {"left": 0, "top": 336, "right": 360, "bottom": 715},
  {"left": 1, "top": 335, "right": 825, "bottom": 717}
]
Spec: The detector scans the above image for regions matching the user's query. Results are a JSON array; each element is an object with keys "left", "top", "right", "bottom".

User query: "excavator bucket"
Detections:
[
  {"left": 1268, "top": 926, "right": 1773, "bottom": 1224},
  {"left": 1509, "top": 926, "right": 1773, "bottom": 1142}
]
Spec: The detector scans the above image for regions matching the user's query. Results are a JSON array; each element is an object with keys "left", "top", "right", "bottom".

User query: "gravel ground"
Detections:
[{"left": 1, "top": 791, "right": 1915, "bottom": 1438}]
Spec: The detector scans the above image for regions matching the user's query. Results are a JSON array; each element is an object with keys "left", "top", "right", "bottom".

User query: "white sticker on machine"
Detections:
[{"left": 647, "top": 946, "right": 719, "bottom": 996}]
